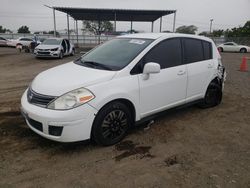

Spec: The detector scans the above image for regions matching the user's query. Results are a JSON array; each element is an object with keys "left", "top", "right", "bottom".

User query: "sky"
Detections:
[{"left": 1, "top": 0, "right": 250, "bottom": 34}]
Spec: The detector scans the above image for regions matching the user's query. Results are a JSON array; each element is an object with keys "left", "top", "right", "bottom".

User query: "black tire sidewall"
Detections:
[
  {"left": 240, "top": 48, "right": 246, "bottom": 53},
  {"left": 202, "top": 83, "right": 222, "bottom": 108},
  {"left": 92, "top": 101, "right": 132, "bottom": 146},
  {"left": 59, "top": 51, "right": 63, "bottom": 59}
]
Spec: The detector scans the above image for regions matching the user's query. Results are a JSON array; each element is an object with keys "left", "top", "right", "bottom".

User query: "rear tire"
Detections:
[
  {"left": 92, "top": 101, "right": 132, "bottom": 146},
  {"left": 240, "top": 48, "right": 247, "bottom": 53},
  {"left": 70, "top": 49, "right": 75, "bottom": 56},
  {"left": 198, "top": 83, "right": 222, "bottom": 108}
]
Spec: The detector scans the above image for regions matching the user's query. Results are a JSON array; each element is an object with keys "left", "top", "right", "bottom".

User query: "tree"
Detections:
[
  {"left": 176, "top": 25, "right": 198, "bottom": 34},
  {"left": 198, "top": 31, "right": 209, "bottom": 36},
  {"left": 82, "top": 21, "right": 113, "bottom": 35},
  {"left": 224, "top": 21, "right": 250, "bottom": 37},
  {"left": 0, "top": 26, "right": 6, "bottom": 33},
  {"left": 17, "top": 26, "right": 30, "bottom": 33},
  {"left": 212, "top": 29, "right": 224, "bottom": 37}
]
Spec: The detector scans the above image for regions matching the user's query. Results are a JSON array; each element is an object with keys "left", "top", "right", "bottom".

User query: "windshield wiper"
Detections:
[{"left": 83, "top": 60, "right": 113, "bottom": 70}]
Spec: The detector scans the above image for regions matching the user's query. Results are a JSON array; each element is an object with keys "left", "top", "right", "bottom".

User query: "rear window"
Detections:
[
  {"left": 203, "top": 41, "right": 212, "bottom": 60},
  {"left": 183, "top": 38, "right": 212, "bottom": 64},
  {"left": 183, "top": 38, "right": 204, "bottom": 64}
]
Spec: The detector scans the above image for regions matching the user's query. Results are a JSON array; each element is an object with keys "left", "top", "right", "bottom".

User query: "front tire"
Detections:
[
  {"left": 199, "top": 83, "right": 222, "bottom": 108},
  {"left": 59, "top": 51, "right": 63, "bottom": 59},
  {"left": 92, "top": 101, "right": 132, "bottom": 146}
]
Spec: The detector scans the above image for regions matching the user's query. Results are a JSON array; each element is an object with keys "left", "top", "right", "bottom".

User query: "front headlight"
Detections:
[
  {"left": 47, "top": 88, "right": 95, "bottom": 110},
  {"left": 51, "top": 48, "right": 59, "bottom": 51}
]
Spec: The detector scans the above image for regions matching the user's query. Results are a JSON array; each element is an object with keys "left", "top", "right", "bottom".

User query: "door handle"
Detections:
[{"left": 177, "top": 70, "right": 186, "bottom": 75}]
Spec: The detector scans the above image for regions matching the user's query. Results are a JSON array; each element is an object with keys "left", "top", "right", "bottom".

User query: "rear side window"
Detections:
[
  {"left": 183, "top": 38, "right": 204, "bottom": 64},
  {"left": 144, "top": 38, "right": 182, "bottom": 69},
  {"left": 203, "top": 41, "right": 212, "bottom": 60}
]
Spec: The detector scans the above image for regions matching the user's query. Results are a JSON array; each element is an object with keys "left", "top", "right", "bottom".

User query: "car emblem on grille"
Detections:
[{"left": 29, "top": 93, "right": 33, "bottom": 101}]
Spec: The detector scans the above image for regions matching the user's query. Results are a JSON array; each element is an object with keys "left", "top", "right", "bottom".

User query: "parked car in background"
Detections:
[
  {"left": 34, "top": 38, "right": 75, "bottom": 58},
  {"left": 0, "top": 37, "right": 9, "bottom": 46},
  {"left": 217, "top": 42, "right": 250, "bottom": 53},
  {"left": 7, "top": 37, "right": 34, "bottom": 47},
  {"left": 21, "top": 33, "right": 226, "bottom": 146}
]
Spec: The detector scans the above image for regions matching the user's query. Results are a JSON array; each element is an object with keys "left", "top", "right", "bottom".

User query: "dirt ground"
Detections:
[{"left": 0, "top": 47, "right": 250, "bottom": 188}]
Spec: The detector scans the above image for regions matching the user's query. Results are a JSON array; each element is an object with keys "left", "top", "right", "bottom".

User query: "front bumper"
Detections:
[
  {"left": 34, "top": 50, "right": 60, "bottom": 58},
  {"left": 21, "top": 90, "right": 98, "bottom": 142}
]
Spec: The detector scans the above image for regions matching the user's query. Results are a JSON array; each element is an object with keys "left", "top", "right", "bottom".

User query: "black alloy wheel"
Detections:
[{"left": 92, "top": 102, "right": 132, "bottom": 146}]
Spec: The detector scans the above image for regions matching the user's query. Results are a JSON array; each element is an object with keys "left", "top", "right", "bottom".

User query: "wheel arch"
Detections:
[
  {"left": 240, "top": 47, "right": 247, "bottom": 53},
  {"left": 94, "top": 98, "right": 136, "bottom": 124}
]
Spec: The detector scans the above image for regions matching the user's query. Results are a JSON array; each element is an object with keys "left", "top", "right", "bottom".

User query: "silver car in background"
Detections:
[{"left": 34, "top": 38, "right": 75, "bottom": 58}]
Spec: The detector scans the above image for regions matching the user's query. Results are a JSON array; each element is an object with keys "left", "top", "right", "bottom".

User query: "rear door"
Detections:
[
  {"left": 137, "top": 38, "right": 187, "bottom": 118},
  {"left": 183, "top": 38, "right": 214, "bottom": 101}
]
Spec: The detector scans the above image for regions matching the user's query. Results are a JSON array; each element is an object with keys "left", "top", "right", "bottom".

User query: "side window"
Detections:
[
  {"left": 144, "top": 38, "right": 182, "bottom": 69},
  {"left": 224, "top": 43, "right": 233, "bottom": 46},
  {"left": 203, "top": 41, "right": 212, "bottom": 60},
  {"left": 183, "top": 38, "right": 203, "bottom": 64}
]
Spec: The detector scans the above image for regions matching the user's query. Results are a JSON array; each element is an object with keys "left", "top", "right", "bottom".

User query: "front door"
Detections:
[{"left": 138, "top": 38, "right": 187, "bottom": 118}]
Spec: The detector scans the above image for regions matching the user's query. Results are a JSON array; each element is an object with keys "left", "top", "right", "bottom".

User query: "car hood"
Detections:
[
  {"left": 36, "top": 44, "right": 60, "bottom": 50},
  {"left": 31, "top": 62, "right": 117, "bottom": 96}
]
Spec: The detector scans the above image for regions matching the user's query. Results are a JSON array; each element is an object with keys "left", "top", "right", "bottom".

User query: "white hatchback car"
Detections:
[
  {"left": 21, "top": 33, "right": 226, "bottom": 146},
  {"left": 217, "top": 42, "right": 250, "bottom": 53}
]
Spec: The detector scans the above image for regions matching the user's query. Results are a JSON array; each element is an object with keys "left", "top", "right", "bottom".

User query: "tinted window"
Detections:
[
  {"left": 183, "top": 38, "right": 203, "bottom": 64},
  {"left": 203, "top": 41, "right": 212, "bottom": 60},
  {"left": 143, "top": 38, "right": 182, "bottom": 69},
  {"left": 224, "top": 43, "right": 234, "bottom": 46},
  {"left": 20, "top": 38, "right": 32, "bottom": 41}
]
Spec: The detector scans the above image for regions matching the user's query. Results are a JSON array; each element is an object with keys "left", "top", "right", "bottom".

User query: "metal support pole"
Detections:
[
  {"left": 114, "top": 12, "right": 117, "bottom": 32},
  {"left": 151, "top": 21, "right": 154, "bottom": 32},
  {"left": 160, "top": 16, "right": 162, "bottom": 32},
  {"left": 98, "top": 19, "right": 101, "bottom": 44},
  {"left": 210, "top": 19, "right": 214, "bottom": 34},
  {"left": 130, "top": 21, "right": 133, "bottom": 33},
  {"left": 53, "top": 8, "right": 56, "bottom": 37},
  {"left": 67, "top": 14, "right": 70, "bottom": 40},
  {"left": 173, "top": 11, "right": 177, "bottom": 33},
  {"left": 76, "top": 20, "right": 79, "bottom": 46}
]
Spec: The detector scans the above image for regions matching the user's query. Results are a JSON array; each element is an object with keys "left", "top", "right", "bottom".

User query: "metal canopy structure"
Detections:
[
  {"left": 53, "top": 7, "right": 176, "bottom": 22},
  {"left": 48, "top": 6, "right": 177, "bottom": 43}
]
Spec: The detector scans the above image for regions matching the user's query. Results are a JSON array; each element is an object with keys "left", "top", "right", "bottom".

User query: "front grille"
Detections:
[
  {"left": 28, "top": 118, "right": 43, "bottom": 132},
  {"left": 27, "top": 88, "right": 56, "bottom": 107},
  {"left": 38, "top": 51, "right": 50, "bottom": 55}
]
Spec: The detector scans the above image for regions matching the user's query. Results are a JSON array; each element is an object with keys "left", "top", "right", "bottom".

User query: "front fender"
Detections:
[{"left": 86, "top": 75, "right": 140, "bottom": 121}]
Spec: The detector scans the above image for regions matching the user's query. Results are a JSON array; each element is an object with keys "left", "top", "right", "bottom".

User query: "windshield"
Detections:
[
  {"left": 76, "top": 38, "right": 153, "bottom": 71},
  {"left": 42, "top": 39, "right": 62, "bottom": 45}
]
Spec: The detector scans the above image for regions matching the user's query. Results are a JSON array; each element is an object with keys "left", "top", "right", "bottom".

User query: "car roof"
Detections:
[{"left": 118, "top": 33, "right": 212, "bottom": 42}]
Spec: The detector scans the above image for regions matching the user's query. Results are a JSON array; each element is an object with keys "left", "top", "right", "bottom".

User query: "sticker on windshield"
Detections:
[{"left": 129, "top": 39, "right": 146, "bottom": 45}]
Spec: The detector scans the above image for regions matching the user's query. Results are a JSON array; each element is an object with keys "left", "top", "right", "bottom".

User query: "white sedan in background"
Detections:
[
  {"left": 7, "top": 37, "right": 34, "bottom": 47},
  {"left": 0, "top": 37, "right": 9, "bottom": 46},
  {"left": 34, "top": 38, "right": 75, "bottom": 59},
  {"left": 217, "top": 42, "right": 250, "bottom": 53}
]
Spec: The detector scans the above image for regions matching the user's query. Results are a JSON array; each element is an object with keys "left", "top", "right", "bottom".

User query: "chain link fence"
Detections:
[{"left": 1, "top": 33, "right": 250, "bottom": 47}]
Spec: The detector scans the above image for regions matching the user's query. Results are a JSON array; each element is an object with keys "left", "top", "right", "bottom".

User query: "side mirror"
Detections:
[{"left": 142, "top": 62, "right": 160, "bottom": 80}]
